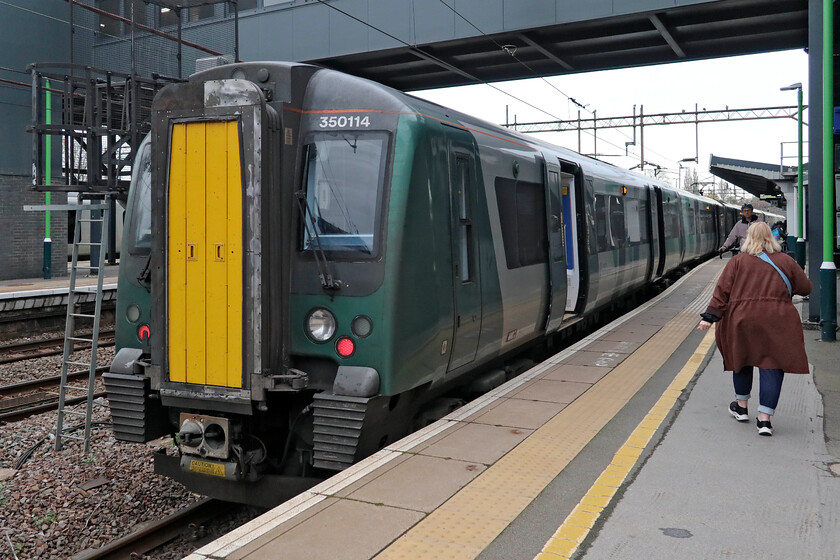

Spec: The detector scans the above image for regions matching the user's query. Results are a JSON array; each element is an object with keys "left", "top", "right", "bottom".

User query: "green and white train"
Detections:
[{"left": 106, "top": 61, "right": 737, "bottom": 506}]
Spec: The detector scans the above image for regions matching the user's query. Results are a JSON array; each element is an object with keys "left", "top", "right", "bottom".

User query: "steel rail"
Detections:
[
  {"left": 0, "top": 366, "right": 109, "bottom": 399},
  {"left": 0, "top": 331, "right": 115, "bottom": 364},
  {"left": 72, "top": 498, "right": 237, "bottom": 560},
  {"left": 0, "top": 390, "right": 107, "bottom": 423}
]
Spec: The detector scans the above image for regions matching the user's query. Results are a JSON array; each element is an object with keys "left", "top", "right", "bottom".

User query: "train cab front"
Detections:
[
  {"left": 98, "top": 64, "right": 313, "bottom": 506},
  {"left": 103, "top": 63, "right": 411, "bottom": 505}
]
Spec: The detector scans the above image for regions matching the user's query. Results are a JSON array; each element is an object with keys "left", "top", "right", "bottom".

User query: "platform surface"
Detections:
[
  {"left": 182, "top": 256, "right": 840, "bottom": 560},
  {"left": 0, "top": 264, "right": 118, "bottom": 296}
]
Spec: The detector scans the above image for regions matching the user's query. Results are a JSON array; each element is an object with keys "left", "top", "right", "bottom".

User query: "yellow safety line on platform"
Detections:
[
  {"left": 374, "top": 282, "right": 720, "bottom": 560},
  {"left": 534, "top": 327, "right": 717, "bottom": 560}
]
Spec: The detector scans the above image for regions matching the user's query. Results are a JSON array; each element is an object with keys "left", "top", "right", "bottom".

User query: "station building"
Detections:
[{"left": 0, "top": 0, "right": 833, "bottom": 288}]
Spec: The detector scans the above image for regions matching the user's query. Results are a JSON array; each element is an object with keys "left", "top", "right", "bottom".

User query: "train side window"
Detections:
[
  {"left": 609, "top": 195, "right": 625, "bottom": 248},
  {"left": 455, "top": 156, "right": 472, "bottom": 283},
  {"left": 594, "top": 194, "right": 609, "bottom": 252},
  {"left": 664, "top": 199, "right": 680, "bottom": 238},
  {"left": 126, "top": 135, "right": 152, "bottom": 255},
  {"left": 495, "top": 177, "right": 547, "bottom": 269},
  {"left": 686, "top": 202, "right": 697, "bottom": 235}
]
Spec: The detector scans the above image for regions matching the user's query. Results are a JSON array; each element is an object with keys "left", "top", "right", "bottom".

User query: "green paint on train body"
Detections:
[{"left": 288, "top": 109, "right": 503, "bottom": 397}]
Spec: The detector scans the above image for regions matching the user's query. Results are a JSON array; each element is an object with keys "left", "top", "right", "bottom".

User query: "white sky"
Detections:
[{"left": 412, "top": 49, "right": 808, "bottom": 195}]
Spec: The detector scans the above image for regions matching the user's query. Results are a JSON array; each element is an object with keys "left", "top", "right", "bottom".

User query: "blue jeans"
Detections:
[{"left": 733, "top": 366, "right": 784, "bottom": 416}]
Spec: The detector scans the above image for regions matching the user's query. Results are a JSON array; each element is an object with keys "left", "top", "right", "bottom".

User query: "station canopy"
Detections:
[{"left": 709, "top": 154, "right": 801, "bottom": 206}]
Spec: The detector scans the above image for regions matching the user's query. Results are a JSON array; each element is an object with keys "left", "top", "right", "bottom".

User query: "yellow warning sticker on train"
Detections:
[{"left": 188, "top": 459, "right": 226, "bottom": 477}]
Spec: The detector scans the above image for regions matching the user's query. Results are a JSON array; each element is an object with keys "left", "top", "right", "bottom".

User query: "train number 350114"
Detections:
[{"left": 319, "top": 115, "right": 371, "bottom": 128}]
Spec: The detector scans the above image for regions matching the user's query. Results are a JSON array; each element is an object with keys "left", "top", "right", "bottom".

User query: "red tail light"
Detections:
[{"left": 336, "top": 337, "right": 355, "bottom": 358}]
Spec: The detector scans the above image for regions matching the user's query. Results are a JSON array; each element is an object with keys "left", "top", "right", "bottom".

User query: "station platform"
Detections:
[
  {"left": 181, "top": 256, "right": 840, "bottom": 560},
  {"left": 0, "top": 265, "right": 118, "bottom": 313}
]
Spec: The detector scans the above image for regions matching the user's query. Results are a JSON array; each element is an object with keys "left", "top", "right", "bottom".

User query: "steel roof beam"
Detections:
[
  {"left": 649, "top": 14, "right": 686, "bottom": 58},
  {"left": 408, "top": 48, "right": 482, "bottom": 84},
  {"left": 516, "top": 34, "right": 573, "bottom": 70}
]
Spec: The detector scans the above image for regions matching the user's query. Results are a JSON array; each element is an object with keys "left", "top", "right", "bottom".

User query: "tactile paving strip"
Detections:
[{"left": 374, "top": 269, "right": 721, "bottom": 560}]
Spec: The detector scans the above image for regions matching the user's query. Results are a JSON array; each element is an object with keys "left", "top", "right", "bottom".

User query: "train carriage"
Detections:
[{"left": 106, "top": 61, "right": 727, "bottom": 505}]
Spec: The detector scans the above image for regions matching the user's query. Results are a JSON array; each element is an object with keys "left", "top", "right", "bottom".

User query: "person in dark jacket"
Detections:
[
  {"left": 698, "top": 222, "right": 811, "bottom": 436},
  {"left": 718, "top": 203, "right": 758, "bottom": 253}
]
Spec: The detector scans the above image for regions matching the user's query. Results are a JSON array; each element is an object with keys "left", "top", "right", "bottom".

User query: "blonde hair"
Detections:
[{"left": 741, "top": 221, "right": 781, "bottom": 255}]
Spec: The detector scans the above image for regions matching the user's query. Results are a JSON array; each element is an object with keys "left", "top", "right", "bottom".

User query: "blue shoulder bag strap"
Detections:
[{"left": 757, "top": 252, "right": 792, "bottom": 297}]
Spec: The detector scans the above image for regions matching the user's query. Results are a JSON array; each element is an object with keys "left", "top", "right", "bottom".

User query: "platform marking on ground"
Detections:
[
  {"left": 372, "top": 272, "right": 721, "bottom": 560},
  {"left": 534, "top": 327, "right": 717, "bottom": 560}
]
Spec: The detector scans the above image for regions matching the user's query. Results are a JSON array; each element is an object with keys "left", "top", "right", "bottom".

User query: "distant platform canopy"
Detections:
[{"left": 709, "top": 154, "right": 801, "bottom": 206}]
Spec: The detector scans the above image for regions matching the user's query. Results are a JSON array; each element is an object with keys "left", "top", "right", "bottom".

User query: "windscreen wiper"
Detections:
[
  {"left": 137, "top": 254, "right": 152, "bottom": 292},
  {"left": 295, "top": 190, "right": 342, "bottom": 291}
]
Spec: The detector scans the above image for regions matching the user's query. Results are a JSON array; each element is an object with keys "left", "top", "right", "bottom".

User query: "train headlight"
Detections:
[{"left": 306, "top": 308, "right": 336, "bottom": 342}]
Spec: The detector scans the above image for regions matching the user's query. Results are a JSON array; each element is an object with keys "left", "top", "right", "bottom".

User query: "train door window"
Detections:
[
  {"left": 701, "top": 205, "right": 713, "bottom": 234},
  {"left": 664, "top": 198, "right": 680, "bottom": 238},
  {"left": 495, "top": 177, "right": 547, "bottom": 268},
  {"left": 560, "top": 171, "right": 577, "bottom": 269},
  {"left": 548, "top": 171, "right": 564, "bottom": 263},
  {"left": 625, "top": 197, "right": 641, "bottom": 243},
  {"left": 455, "top": 156, "right": 472, "bottom": 283},
  {"left": 594, "top": 194, "right": 609, "bottom": 252},
  {"left": 609, "top": 195, "right": 625, "bottom": 247}
]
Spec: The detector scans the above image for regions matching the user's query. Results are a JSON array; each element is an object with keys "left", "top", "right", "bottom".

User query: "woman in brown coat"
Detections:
[{"left": 697, "top": 222, "right": 811, "bottom": 436}]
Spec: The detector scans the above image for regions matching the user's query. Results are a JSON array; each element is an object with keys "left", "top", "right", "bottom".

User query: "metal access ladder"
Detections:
[{"left": 53, "top": 197, "right": 112, "bottom": 453}]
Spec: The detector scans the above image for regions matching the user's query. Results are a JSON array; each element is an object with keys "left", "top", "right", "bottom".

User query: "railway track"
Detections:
[
  {"left": 0, "top": 330, "right": 115, "bottom": 364},
  {"left": 0, "top": 367, "right": 108, "bottom": 422},
  {"left": 72, "top": 498, "right": 239, "bottom": 560}
]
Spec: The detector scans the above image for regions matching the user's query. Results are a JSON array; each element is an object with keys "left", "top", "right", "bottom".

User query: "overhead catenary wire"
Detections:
[
  {"left": 436, "top": 0, "right": 591, "bottom": 114},
  {"left": 312, "top": 0, "right": 662, "bottom": 166},
  {"left": 433, "top": 0, "right": 682, "bottom": 169}
]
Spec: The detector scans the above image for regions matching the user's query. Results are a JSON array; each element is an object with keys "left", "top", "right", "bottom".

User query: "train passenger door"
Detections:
[
  {"left": 653, "top": 186, "right": 666, "bottom": 277},
  {"left": 643, "top": 185, "right": 656, "bottom": 282},
  {"left": 559, "top": 161, "right": 581, "bottom": 312},
  {"left": 447, "top": 130, "right": 482, "bottom": 371},
  {"left": 544, "top": 161, "right": 567, "bottom": 332}
]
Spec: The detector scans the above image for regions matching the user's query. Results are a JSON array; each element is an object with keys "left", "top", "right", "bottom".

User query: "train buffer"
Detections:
[{"left": 181, "top": 255, "right": 840, "bottom": 560}]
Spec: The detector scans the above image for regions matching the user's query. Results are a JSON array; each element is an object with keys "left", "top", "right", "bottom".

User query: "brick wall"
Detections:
[{"left": 0, "top": 175, "right": 68, "bottom": 280}]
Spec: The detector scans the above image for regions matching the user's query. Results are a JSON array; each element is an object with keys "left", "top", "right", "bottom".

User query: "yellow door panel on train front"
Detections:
[{"left": 168, "top": 121, "right": 243, "bottom": 388}]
